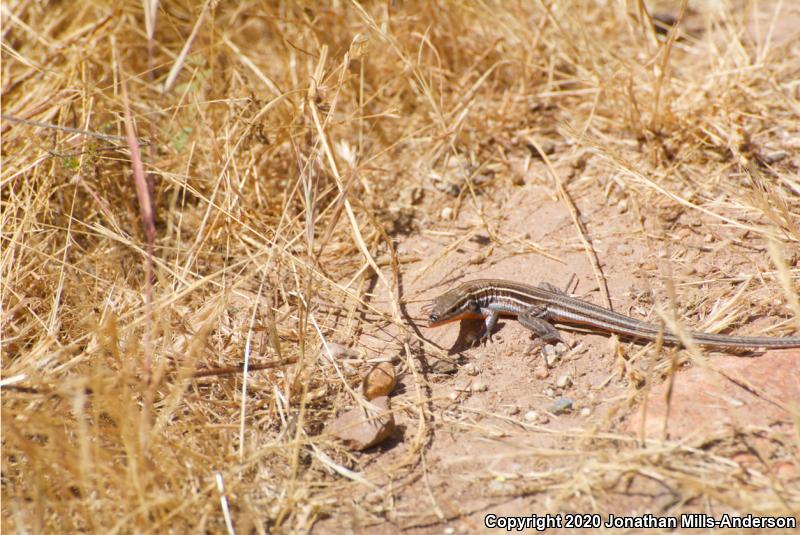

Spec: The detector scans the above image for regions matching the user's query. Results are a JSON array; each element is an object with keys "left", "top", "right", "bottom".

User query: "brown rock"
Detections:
[
  {"left": 326, "top": 396, "right": 395, "bottom": 451},
  {"left": 362, "top": 362, "right": 396, "bottom": 400}
]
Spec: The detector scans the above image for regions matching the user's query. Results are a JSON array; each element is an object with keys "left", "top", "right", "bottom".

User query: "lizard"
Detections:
[{"left": 426, "top": 279, "right": 800, "bottom": 349}]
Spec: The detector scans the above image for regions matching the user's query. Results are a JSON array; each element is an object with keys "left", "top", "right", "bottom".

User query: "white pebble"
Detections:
[
  {"left": 472, "top": 382, "right": 488, "bottom": 392},
  {"left": 463, "top": 362, "right": 479, "bottom": 376},
  {"left": 556, "top": 374, "right": 572, "bottom": 388}
]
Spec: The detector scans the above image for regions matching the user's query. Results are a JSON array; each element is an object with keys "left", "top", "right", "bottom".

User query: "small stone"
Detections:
[
  {"left": 545, "top": 387, "right": 555, "bottom": 398},
  {"left": 362, "top": 362, "right": 396, "bottom": 400},
  {"left": 472, "top": 382, "right": 488, "bottom": 393},
  {"left": 556, "top": 374, "right": 572, "bottom": 388},
  {"left": 554, "top": 342, "right": 568, "bottom": 355},
  {"left": 468, "top": 251, "right": 487, "bottom": 265},
  {"left": 580, "top": 407, "right": 592, "bottom": 416},
  {"left": 533, "top": 366, "right": 549, "bottom": 379},
  {"left": 506, "top": 406, "right": 520, "bottom": 416},
  {"left": 524, "top": 410, "right": 539, "bottom": 423},
  {"left": 764, "top": 150, "right": 787, "bottom": 164},
  {"left": 543, "top": 345, "right": 559, "bottom": 368},
  {"left": 549, "top": 397, "right": 574, "bottom": 415},
  {"left": 463, "top": 362, "right": 480, "bottom": 376},
  {"left": 441, "top": 207, "right": 454, "bottom": 220}
]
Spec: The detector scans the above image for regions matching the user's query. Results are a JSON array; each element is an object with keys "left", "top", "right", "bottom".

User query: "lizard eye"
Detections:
[{"left": 429, "top": 312, "right": 439, "bottom": 323}]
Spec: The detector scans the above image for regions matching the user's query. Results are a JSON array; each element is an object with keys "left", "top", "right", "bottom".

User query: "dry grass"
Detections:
[{"left": 2, "top": 0, "right": 799, "bottom": 532}]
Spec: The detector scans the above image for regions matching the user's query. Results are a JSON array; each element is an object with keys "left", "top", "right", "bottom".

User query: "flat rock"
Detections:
[{"left": 326, "top": 396, "right": 395, "bottom": 451}]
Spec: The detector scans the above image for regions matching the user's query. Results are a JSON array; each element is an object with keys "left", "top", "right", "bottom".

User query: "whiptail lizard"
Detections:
[{"left": 427, "top": 279, "right": 800, "bottom": 349}]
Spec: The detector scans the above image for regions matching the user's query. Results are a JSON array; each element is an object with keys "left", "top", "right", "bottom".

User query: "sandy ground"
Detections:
[{"left": 316, "top": 154, "right": 800, "bottom": 532}]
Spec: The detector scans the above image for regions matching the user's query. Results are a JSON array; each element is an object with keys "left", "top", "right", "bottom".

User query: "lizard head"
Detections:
[{"left": 427, "top": 284, "right": 481, "bottom": 326}]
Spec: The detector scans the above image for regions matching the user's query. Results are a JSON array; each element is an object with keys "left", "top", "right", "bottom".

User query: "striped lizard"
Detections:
[{"left": 427, "top": 279, "right": 800, "bottom": 349}]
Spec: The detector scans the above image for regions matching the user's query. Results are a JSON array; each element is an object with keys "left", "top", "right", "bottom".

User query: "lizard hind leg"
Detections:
[{"left": 518, "top": 308, "right": 562, "bottom": 352}]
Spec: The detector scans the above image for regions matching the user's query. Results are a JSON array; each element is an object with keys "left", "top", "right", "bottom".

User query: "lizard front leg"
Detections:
[{"left": 476, "top": 308, "right": 500, "bottom": 343}]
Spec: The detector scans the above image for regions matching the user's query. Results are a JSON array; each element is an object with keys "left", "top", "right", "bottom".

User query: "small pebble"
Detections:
[
  {"left": 545, "top": 387, "right": 555, "bottom": 398},
  {"left": 463, "top": 362, "right": 480, "bottom": 376},
  {"left": 555, "top": 374, "right": 572, "bottom": 388},
  {"left": 764, "top": 150, "right": 787, "bottom": 164},
  {"left": 524, "top": 410, "right": 539, "bottom": 423},
  {"left": 468, "top": 251, "right": 487, "bottom": 265},
  {"left": 506, "top": 406, "right": 520, "bottom": 416},
  {"left": 441, "top": 207, "right": 454, "bottom": 220},
  {"left": 543, "top": 345, "right": 559, "bottom": 368},
  {"left": 580, "top": 407, "right": 592, "bottom": 417},
  {"left": 554, "top": 342, "right": 568, "bottom": 355},
  {"left": 549, "top": 397, "right": 574, "bottom": 415},
  {"left": 472, "top": 382, "right": 488, "bottom": 393},
  {"left": 533, "top": 366, "right": 549, "bottom": 379}
]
